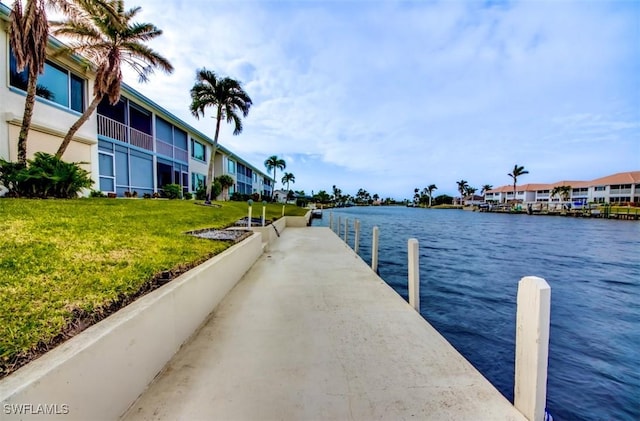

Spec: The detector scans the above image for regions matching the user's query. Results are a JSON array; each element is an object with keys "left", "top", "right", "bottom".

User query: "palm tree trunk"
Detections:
[
  {"left": 17, "top": 71, "right": 39, "bottom": 164},
  {"left": 56, "top": 94, "right": 103, "bottom": 158},
  {"left": 205, "top": 106, "right": 223, "bottom": 203}
]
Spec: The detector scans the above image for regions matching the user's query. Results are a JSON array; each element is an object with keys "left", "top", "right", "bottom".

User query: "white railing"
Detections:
[
  {"left": 174, "top": 148, "right": 188, "bottom": 163},
  {"left": 130, "top": 128, "right": 153, "bottom": 151},
  {"left": 97, "top": 115, "right": 127, "bottom": 143},
  {"left": 156, "top": 140, "right": 173, "bottom": 158}
]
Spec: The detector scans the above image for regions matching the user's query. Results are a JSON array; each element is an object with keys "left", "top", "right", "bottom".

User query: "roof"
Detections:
[{"left": 486, "top": 171, "right": 640, "bottom": 193}]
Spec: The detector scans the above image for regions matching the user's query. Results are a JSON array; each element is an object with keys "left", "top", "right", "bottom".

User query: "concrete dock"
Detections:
[{"left": 122, "top": 227, "right": 527, "bottom": 421}]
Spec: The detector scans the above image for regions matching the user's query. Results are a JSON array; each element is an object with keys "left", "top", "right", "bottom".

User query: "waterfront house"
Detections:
[
  {"left": 0, "top": 3, "right": 273, "bottom": 199},
  {"left": 484, "top": 171, "right": 640, "bottom": 205}
]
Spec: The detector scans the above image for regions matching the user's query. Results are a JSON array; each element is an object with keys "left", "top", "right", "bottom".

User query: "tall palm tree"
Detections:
[
  {"left": 508, "top": 164, "right": 529, "bottom": 202},
  {"left": 456, "top": 180, "right": 468, "bottom": 205},
  {"left": 264, "top": 155, "right": 286, "bottom": 197},
  {"left": 551, "top": 185, "right": 571, "bottom": 202},
  {"left": 281, "top": 172, "right": 295, "bottom": 192},
  {"left": 9, "top": 0, "right": 49, "bottom": 164},
  {"left": 427, "top": 184, "right": 437, "bottom": 207},
  {"left": 190, "top": 69, "right": 252, "bottom": 203},
  {"left": 52, "top": 0, "right": 174, "bottom": 158}
]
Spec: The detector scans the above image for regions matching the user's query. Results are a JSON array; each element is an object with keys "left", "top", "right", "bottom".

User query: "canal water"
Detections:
[{"left": 313, "top": 206, "right": 639, "bottom": 421}]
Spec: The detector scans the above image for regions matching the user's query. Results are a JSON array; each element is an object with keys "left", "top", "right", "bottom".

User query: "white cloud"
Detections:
[{"left": 8, "top": 0, "right": 635, "bottom": 198}]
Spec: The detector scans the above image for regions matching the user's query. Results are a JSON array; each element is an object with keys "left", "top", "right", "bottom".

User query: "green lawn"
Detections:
[{"left": 0, "top": 198, "right": 307, "bottom": 376}]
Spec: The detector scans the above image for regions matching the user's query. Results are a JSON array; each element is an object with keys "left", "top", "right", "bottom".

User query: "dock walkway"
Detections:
[{"left": 122, "top": 227, "right": 526, "bottom": 420}]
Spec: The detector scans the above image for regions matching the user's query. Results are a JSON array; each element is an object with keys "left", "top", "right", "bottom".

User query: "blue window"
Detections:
[
  {"left": 191, "top": 140, "right": 206, "bottom": 161},
  {"left": 9, "top": 52, "right": 85, "bottom": 112}
]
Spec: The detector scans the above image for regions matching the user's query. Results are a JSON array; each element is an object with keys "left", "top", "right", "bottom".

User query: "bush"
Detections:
[
  {"left": 0, "top": 152, "right": 93, "bottom": 198},
  {"left": 184, "top": 192, "right": 193, "bottom": 200},
  {"left": 162, "top": 184, "right": 182, "bottom": 200},
  {"left": 89, "top": 189, "right": 106, "bottom": 198},
  {"left": 195, "top": 186, "right": 207, "bottom": 201}
]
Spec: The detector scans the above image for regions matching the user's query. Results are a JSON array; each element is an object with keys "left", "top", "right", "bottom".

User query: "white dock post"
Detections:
[
  {"left": 329, "top": 212, "right": 333, "bottom": 232},
  {"left": 247, "top": 199, "right": 253, "bottom": 228},
  {"left": 344, "top": 217, "right": 349, "bottom": 244},
  {"left": 354, "top": 219, "right": 360, "bottom": 253},
  {"left": 337, "top": 216, "right": 341, "bottom": 236},
  {"left": 514, "top": 276, "right": 551, "bottom": 421},
  {"left": 408, "top": 238, "right": 419, "bottom": 311},
  {"left": 372, "top": 226, "right": 379, "bottom": 272},
  {"left": 261, "top": 200, "right": 266, "bottom": 227}
]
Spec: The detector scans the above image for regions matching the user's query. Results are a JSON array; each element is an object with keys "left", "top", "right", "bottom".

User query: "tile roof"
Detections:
[{"left": 485, "top": 171, "right": 640, "bottom": 193}]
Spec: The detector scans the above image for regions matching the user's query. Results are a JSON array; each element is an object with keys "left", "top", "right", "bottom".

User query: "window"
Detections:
[
  {"left": 10, "top": 52, "right": 85, "bottom": 112},
  {"left": 595, "top": 186, "right": 606, "bottom": 192},
  {"left": 227, "top": 159, "right": 236, "bottom": 174},
  {"left": 192, "top": 173, "right": 206, "bottom": 190},
  {"left": 191, "top": 140, "right": 206, "bottom": 161}
]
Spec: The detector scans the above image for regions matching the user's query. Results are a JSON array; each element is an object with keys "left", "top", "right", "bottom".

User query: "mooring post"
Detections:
[
  {"left": 329, "top": 212, "right": 333, "bottom": 232},
  {"left": 354, "top": 219, "right": 360, "bottom": 253},
  {"left": 344, "top": 217, "right": 349, "bottom": 244},
  {"left": 408, "top": 238, "right": 419, "bottom": 311},
  {"left": 514, "top": 276, "right": 551, "bottom": 421},
  {"left": 247, "top": 199, "right": 253, "bottom": 228},
  {"left": 337, "top": 216, "right": 341, "bottom": 236},
  {"left": 281, "top": 204, "right": 285, "bottom": 218},
  {"left": 372, "top": 226, "right": 379, "bottom": 272},
  {"left": 262, "top": 200, "right": 267, "bottom": 227}
]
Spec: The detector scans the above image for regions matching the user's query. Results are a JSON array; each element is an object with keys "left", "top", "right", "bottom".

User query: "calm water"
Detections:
[{"left": 313, "top": 206, "right": 639, "bottom": 421}]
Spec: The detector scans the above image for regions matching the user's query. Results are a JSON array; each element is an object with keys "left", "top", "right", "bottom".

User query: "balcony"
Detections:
[
  {"left": 98, "top": 115, "right": 153, "bottom": 151},
  {"left": 156, "top": 140, "right": 188, "bottom": 163}
]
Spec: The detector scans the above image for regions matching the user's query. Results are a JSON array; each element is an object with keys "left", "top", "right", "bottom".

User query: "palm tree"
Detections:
[
  {"left": 281, "top": 172, "right": 295, "bottom": 193},
  {"left": 216, "top": 174, "right": 234, "bottom": 201},
  {"left": 456, "top": 180, "right": 468, "bottom": 205},
  {"left": 551, "top": 185, "right": 571, "bottom": 202},
  {"left": 264, "top": 155, "right": 286, "bottom": 197},
  {"left": 52, "top": 0, "right": 174, "bottom": 158},
  {"left": 427, "top": 184, "right": 437, "bottom": 207},
  {"left": 507, "top": 164, "right": 529, "bottom": 203},
  {"left": 9, "top": 0, "right": 49, "bottom": 164},
  {"left": 190, "top": 68, "right": 252, "bottom": 203},
  {"left": 481, "top": 184, "right": 493, "bottom": 195}
]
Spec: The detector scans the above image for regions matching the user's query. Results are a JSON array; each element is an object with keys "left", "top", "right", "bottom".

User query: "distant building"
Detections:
[
  {"left": 484, "top": 171, "right": 640, "bottom": 205},
  {"left": 0, "top": 3, "right": 273, "bottom": 199}
]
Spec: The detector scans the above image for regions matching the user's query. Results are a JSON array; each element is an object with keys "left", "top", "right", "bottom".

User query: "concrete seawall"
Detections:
[{"left": 122, "top": 227, "right": 526, "bottom": 420}]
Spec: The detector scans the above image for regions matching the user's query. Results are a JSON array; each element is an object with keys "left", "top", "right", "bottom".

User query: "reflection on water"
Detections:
[{"left": 315, "top": 207, "right": 640, "bottom": 421}]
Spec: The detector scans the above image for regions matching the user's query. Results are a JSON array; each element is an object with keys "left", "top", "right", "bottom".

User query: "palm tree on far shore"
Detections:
[
  {"left": 508, "top": 164, "right": 529, "bottom": 203},
  {"left": 281, "top": 172, "right": 295, "bottom": 193},
  {"left": 9, "top": 0, "right": 49, "bottom": 164},
  {"left": 190, "top": 68, "right": 252, "bottom": 203},
  {"left": 481, "top": 184, "right": 493, "bottom": 196},
  {"left": 427, "top": 184, "right": 437, "bottom": 207},
  {"left": 456, "top": 180, "right": 468, "bottom": 205},
  {"left": 265, "top": 156, "right": 286, "bottom": 198},
  {"left": 551, "top": 185, "right": 571, "bottom": 202},
  {"left": 53, "top": 0, "right": 174, "bottom": 158}
]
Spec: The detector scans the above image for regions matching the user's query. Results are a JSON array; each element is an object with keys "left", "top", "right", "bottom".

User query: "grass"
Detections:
[{"left": 0, "top": 198, "right": 307, "bottom": 376}]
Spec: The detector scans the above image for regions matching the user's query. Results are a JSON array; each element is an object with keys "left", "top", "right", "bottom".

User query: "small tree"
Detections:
[{"left": 216, "top": 174, "right": 234, "bottom": 201}]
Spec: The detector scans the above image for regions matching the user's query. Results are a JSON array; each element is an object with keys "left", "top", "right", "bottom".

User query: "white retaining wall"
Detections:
[{"left": 0, "top": 232, "right": 264, "bottom": 421}]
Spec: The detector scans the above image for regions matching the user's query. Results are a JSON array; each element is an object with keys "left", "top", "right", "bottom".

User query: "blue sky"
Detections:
[{"left": 21, "top": 0, "right": 640, "bottom": 198}]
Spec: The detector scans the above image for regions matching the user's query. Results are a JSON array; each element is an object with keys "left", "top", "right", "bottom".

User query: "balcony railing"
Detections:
[
  {"left": 156, "top": 139, "right": 188, "bottom": 163},
  {"left": 98, "top": 115, "right": 153, "bottom": 152}
]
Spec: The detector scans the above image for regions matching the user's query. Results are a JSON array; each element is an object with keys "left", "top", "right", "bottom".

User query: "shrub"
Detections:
[
  {"left": 195, "top": 186, "right": 207, "bottom": 201},
  {"left": 162, "top": 184, "right": 182, "bottom": 199},
  {"left": 0, "top": 152, "right": 93, "bottom": 198},
  {"left": 184, "top": 192, "right": 193, "bottom": 200},
  {"left": 89, "top": 190, "right": 106, "bottom": 198},
  {"left": 143, "top": 193, "right": 152, "bottom": 199}
]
